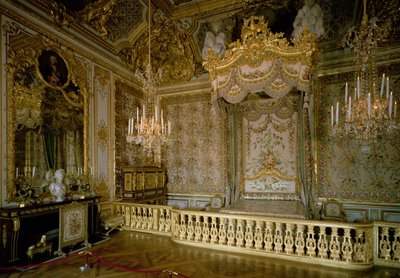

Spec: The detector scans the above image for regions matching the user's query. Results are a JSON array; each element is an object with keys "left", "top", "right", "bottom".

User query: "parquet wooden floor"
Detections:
[{"left": 1, "top": 231, "right": 399, "bottom": 278}]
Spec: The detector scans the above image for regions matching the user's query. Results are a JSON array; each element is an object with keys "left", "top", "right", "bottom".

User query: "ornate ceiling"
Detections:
[{"left": 16, "top": 0, "right": 400, "bottom": 83}]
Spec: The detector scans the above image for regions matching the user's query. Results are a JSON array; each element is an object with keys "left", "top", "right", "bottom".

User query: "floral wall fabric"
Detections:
[
  {"left": 114, "top": 81, "right": 143, "bottom": 197},
  {"left": 317, "top": 72, "right": 400, "bottom": 202},
  {"left": 161, "top": 93, "right": 228, "bottom": 194},
  {"left": 242, "top": 96, "right": 299, "bottom": 197}
]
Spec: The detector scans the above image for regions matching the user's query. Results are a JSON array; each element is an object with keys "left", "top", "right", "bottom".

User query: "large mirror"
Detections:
[{"left": 6, "top": 36, "right": 89, "bottom": 203}]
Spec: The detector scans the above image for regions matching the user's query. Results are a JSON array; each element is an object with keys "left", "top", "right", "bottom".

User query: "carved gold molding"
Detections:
[{"left": 97, "top": 119, "right": 108, "bottom": 153}]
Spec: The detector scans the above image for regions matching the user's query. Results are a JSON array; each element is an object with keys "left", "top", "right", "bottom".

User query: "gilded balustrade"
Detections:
[
  {"left": 112, "top": 202, "right": 400, "bottom": 270},
  {"left": 374, "top": 222, "right": 400, "bottom": 267}
]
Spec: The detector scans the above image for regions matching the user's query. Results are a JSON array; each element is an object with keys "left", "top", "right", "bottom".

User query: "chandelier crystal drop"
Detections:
[
  {"left": 330, "top": 0, "right": 399, "bottom": 140},
  {"left": 126, "top": 0, "right": 170, "bottom": 160}
]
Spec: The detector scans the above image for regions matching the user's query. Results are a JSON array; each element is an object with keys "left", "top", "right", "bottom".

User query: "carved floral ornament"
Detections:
[{"left": 203, "top": 16, "right": 318, "bottom": 104}]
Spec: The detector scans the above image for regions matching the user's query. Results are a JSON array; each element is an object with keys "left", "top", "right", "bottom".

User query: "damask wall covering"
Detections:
[
  {"left": 114, "top": 80, "right": 144, "bottom": 197},
  {"left": 160, "top": 92, "right": 229, "bottom": 195},
  {"left": 317, "top": 69, "right": 400, "bottom": 203}
]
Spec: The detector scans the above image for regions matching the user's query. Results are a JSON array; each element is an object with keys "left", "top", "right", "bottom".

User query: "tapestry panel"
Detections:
[
  {"left": 161, "top": 93, "right": 228, "bottom": 193},
  {"left": 242, "top": 96, "right": 299, "bottom": 198}
]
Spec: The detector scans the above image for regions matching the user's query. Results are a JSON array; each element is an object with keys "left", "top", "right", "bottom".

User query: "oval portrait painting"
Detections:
[{"left": 38, "top": 50, "right": 69, "bottom": 88}]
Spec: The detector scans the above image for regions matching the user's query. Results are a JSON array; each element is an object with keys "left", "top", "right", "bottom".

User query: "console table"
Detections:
[{"left": 0, "top": 196, "right": 101, "bottom": 265}]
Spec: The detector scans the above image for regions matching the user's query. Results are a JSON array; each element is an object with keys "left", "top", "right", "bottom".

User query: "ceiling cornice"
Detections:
[{"left": 170, "top": 0, "right": 246, "bottom": 20}]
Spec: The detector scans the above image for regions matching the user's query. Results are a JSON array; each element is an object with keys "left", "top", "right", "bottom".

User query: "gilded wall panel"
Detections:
[
  {"left": 160, "top": 93, "right": 228, "bottom": 194},
  {"left": 94, "top": 67, "right": 111, "bottom": 200}
]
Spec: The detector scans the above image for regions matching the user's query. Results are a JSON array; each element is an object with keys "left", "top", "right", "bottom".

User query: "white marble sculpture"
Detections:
[
  {"left": 292, "top": 0, "right": 325, "bottom": 39},
  {"left": 202, "top": 20, "right": 227, "bottom": 60},
  {"left": 49, "top": 169, "right": 66, "bottom": 202}
]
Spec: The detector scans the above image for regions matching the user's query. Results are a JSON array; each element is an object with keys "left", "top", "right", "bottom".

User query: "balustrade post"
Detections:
[
  {"left": 264, "top": 222, "right": 274, "bottom": 252},
  {"left": 227, "top": 218, "right": 236, "bottom": 246},
  {"left": 317, "top": 226, "right": 328, "bottom": 259},
  {"left": 236, "top": 219, "right": 245, "bottom": 247},
  {"left": 210, "top": 217, "right": 219, "bottom": 243},
  {"left": 218, "top": 217, "right": 227, "bottom": 245},
  {"left": 142, "top": 208, "right": 148, "bottom": 229},
  {"left": 393, "top": 227, "right": 400, "bottom": 261},
  {"left": 165, "top": 209, "right": 171, "bottom": 232},
  {"left": 153, "top": 208, "right": 158, "bottom": 231},
  {"left": 179, "top": 213, "right": 187, "bottom": 240},
  {"left": 274, "top": 222, "right": 284, "bottom": 253},
  {"left": 342, "top": 228, "right": 353, "bottom": 262},
  {"left": 187, "top": 214, "right": 195, "bottom": 241},
  {"left": 284, "top": 223, "right": 294, "bottom": 254},
  {"left": 137, "top": 207, "right": 143, "bottom": 229},
  {"left": 306, "top": 225, "right": 316, "bottom": 257},
  {"left": 295, "top": 224, "right": 305, "bottom": 256},
  {"left": 245, "top": 220, "right": 254, "bottom": 249},
  {"left": 202, "top": 216, "right": 210, "bottom": 243},
  {"left": 195, "top": 215, "right": 202, "bottom": 242},
  {"left": 159, "top": 208, "right": 165, "bottom": 232},
  {"left": 379, "top": 226, "right": 392, "bottom": 260},
  {"left": 329, "top": 227, "right": 341, "bottom": 260},
  {"left": 353, "top": 229, "right": 366, "bottom": 262},
  {"left": 171, "top": 210, "right": 179, "bottom": 238},
  {"left": 126, "top": 206, "right": 132, "bottom": 227},
  {"left": 254, "top": 220, "right": 264, "bottom": 250}
]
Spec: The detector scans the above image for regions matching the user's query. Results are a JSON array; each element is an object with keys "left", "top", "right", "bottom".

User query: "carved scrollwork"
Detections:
[
  {"left": 50, "top": 1, "right": 76, "bottom": 27},
  {"left": 78, "top": 0, "right": 119, "bottom": 37},
  {"left": 120, "top": 10, "right": 196, "bottom": 83}
]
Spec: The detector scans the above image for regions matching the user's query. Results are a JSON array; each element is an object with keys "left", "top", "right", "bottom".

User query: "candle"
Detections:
[
  {"left": 143, "top": 105, "right": 146, "bottom": 119},
  {"left": 389, "top": 92, "right": 393, "bottom": 117},
  {"left": 168, "top": 120, "right": 171, "bottom": 135},
  {"left": 373, "top": 82, "right": 376, "bottom": 96},
  {"left": 395, "top": 101, "right": 397, "bottom": 118},
  {"left": 16, "top": 167, "right": 18, "bottom": 178},
  {"left": 155, "top": 104, "right": 158, "bottom": 121},
  {"left": 32, "top": 166, "right": 36, "bottom": 178},
  {"left": 380, "top": 73, "right": 385, "bottom": 96},
  {"left": 357, "top": 76, "right": 360, "bottom": 99},
  {"left": 128, "top": 118, "right": 131, "bottom": 134},
  {"left": 331, "top": 105, "right": 334, "bottom": 126},
  {"left": 367, "top": 93, "right": 371, "bottom": 117},
  {"left": 336, "top": 102, "right": 339, "bottom": 125},
  {"left": 345, "top": 82, "right": 348, "bottom": 104},
  {"left": 386, "top": 77, "right": 390, "bottom": 99},
  {"left": 348, "top": 96, "right": 352, "bottom": 120}
]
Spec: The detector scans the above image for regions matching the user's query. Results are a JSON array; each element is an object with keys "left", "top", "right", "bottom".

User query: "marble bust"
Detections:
[{"left": 49, "top": 169, "right": 66, "bottom": 202}]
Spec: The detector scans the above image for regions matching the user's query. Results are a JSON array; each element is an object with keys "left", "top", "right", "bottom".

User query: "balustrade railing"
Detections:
[{"left": 112, "top": 201, "right": 400, "bottom": 270}]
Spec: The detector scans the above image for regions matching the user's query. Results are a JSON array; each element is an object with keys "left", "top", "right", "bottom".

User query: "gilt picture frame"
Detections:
[{"left": 37, "top": 49, "right": 69, "bottom": 89}]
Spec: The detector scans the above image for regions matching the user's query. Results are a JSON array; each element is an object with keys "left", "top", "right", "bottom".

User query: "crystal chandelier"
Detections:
[
  {"left": 330, "top": 0, "right": 399, "bottom": 140},
  {"left": 126, "top": 0, "right": 170, "bottom": 160}
]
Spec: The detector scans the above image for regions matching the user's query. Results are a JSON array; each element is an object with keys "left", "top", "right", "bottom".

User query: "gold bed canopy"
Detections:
[{"left": 203, "top": 16, "right": 318, "bottom": 104}]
